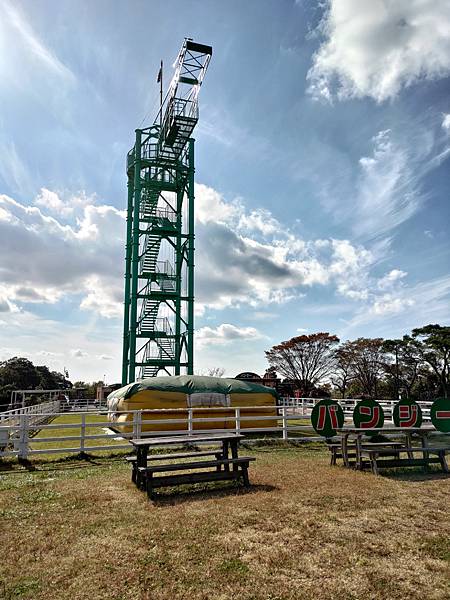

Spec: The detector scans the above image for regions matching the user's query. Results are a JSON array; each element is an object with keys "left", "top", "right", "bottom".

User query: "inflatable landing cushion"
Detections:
[{"left": 107, "top": 375, "right": 278, "bottom": 432}]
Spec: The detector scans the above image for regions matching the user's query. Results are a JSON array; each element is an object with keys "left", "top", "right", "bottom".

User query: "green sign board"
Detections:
[
  {"left": 311, "top": 399, "right": 344, "bottom": 438},
  {"left": 392, "top": 399, "right": 422, "bottom": 428},
  {"left": 430, "top": 397, "right": 450, "bottom": 433},
  {"left": 353, "top": 399, "right": 384, "bottom": 433}
]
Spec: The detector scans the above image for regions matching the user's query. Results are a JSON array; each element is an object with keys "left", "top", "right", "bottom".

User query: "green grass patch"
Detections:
[
  {"left": 218, "top": 557, "right": 250, "bottom": 576},
  {"left": 0, "top": 577, "right": 41, "bottom": 599},
  {"left": 421, "top": 535, "right": 450, "bottom": 562}
]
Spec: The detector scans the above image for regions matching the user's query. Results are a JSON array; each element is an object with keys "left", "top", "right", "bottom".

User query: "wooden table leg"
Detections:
[
  {"left": 223, "top": 440, "right": 230, "bottom": 471},
  {"left": 146, "top": 472, "right": 155, "bottom": 500},
  {"left": 136, "top": 446, "right": 148, "bottom": 490},
  {"left": 420, "top": 434, "right": 429, "bottom": 471},
  {"left": 405, "top": 433, "right": 414, "bottom": 460},
  {"left": 342, "top": 434, "right": 350, "bottom": 468},
  {"left": 134, "top": 447, "right": 141, "bottom": 489},
  {"left": 242, "top": 465, "right": 250, "bottom": 487},
  {"left": 355, "top": 434, "right": 363, "bottom": 470},
  {"left": 370, "top": 453, "right": 379, "bottom": 475},
  {"left": 230, "top": 440, "right": 239, "bottom": 473},
  {"left": 438, "top": 450, "right": 448, "bottom": 473}
]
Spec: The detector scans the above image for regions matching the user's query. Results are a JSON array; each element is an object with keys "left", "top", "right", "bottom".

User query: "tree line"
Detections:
[
  {"left": 0, "top": 357, "right": 73, "bottom": 411},
  {"left": 265, "top": 324, "right": 450, "bottom": 400},
  {"left": 0, "top": 357, "right": 108, "bottom": 411}
]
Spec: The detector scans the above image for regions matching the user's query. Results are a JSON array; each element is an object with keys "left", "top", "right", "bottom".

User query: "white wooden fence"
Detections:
[
  {"left": 0, "top": 398, "right": 436, "bottom": 461},
  {"left": 0, "top": 400, "right": 61, "bottom": 427},
  {"left": 278, "top": 397, "right": 433, "bottom": 421}
]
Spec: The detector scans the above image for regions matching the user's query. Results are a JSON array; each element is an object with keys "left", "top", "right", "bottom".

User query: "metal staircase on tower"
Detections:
[{"left": 122, "top": 39, "right": 212, "bottom": 384}]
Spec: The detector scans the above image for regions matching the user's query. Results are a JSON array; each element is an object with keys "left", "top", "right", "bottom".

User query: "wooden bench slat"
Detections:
[
  {"left": 361, "top": 447, "right": 448, "bottom": 455},
  {"left": 327, "top": 441, "right": 402, "bottom": 448},
  {"left": 139, "top": 456, "right": 255, "bottom": 474},
  {"left": 126, "top": 450, "right": 221, "bottom": 462},
  {"left": 360, "top": 446, "right": 448, "bottom": 475},
  {"left": 360, "top": 442, "right": 404, "bottom": 447},
  {"left": 365, "top": 457, "right": 442, "bottom": 466},
  {"left": 150, "top": 469, "right": 245, "bottom": 489}
]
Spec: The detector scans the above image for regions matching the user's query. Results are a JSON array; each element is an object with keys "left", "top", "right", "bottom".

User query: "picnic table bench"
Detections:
[
  {"left": 360, "top": 446, "right": 448, "bottom": 475},
  {"left": 332, "top": 427, "right": 449, "bottom": 474},
  {"left": 128, "top": 433, "right": 255, "bottom": 499},
  {"left": 326, "top": 440, "right": 403, "bottom": 466}
]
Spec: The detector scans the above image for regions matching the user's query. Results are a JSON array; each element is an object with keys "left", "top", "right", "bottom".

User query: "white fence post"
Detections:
[
  {"left": 132, "top": 411, "right": 138, "bottom": 439},
  {"left": 136, "top": 411, "right": 142, "bottom": 439},
  {"left": 188, "top": 408, "right": 193, "bottom": 436},
  {"left": 235, "top": 408, "right": 241, "bottom": 435},
  {"left": 80, "top": 413, "right": 86, "bottom": 453},
  {"left": 282, "top": 407, "right": 288, "bottom": 440},
  {"left": 18, "top": 414, "right": 29, "bottom": 460}
]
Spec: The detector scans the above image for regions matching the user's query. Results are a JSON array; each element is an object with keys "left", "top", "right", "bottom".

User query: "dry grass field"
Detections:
[{"left": 0, "top": 446, "right": 449, "bottom": 600}]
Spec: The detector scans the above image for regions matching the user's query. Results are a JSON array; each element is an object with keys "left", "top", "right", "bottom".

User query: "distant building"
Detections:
[
  {"left": 234, "top": 371, "right": 331, "bottom": 398},
  {"left": 96, "top": 383, "right": 121, "bottom": 402},
  {"left": 234, "top": 370, "right": 299, "bottom": 397}
]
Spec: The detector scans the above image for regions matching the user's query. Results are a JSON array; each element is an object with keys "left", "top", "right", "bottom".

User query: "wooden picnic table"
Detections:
[
  {"left": 335, "top": 426, "right": 438, "bottom": 471},
  {"left": 128, "top": 433, "right": 255, "bottom": 499}
]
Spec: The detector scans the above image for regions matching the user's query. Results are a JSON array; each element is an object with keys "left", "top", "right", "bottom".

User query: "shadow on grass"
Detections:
[
  {"left": 0, "top": 451, "right": 129, "bottom": 474},
  {"left": 150, "top": 482, "right": 277, "bottom": 507},
  {"left": 381, "top": 469, "right": 450, "bottom": 482}
]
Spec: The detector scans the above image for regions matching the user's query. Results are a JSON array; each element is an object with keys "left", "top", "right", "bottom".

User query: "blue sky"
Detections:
[{"left": 0, "top": 0, "right": 449, "bottom": 383}]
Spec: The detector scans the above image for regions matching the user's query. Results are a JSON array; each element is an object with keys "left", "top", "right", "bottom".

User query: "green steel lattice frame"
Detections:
[
  {"left": 122, "top": 129, "right": 195, "bottom": 383},
  {"left": 122, "top": 39, "right": 211, "bottom": 384}
]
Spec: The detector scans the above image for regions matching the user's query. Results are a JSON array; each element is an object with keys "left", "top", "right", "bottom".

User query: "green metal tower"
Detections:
[{"left": 122, "top": 39, "right": 212, "bottom": 384}]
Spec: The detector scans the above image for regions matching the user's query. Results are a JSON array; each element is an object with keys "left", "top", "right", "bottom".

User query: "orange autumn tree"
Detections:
[{"left": 265, "top": 333, "right": 339, "bottom": 396}]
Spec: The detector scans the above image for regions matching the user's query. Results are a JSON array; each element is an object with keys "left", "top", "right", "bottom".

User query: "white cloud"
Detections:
[
  {"left": 71, "top": 349, "right": 89, "bottom": 358},
  {"left": 0, "top": 192, "right": 125, "bottom": 318},
  {"left": 372, "top": 295, "right": 414, "bottom": 316},
  {"left": 80, "top": 276, "right": 123, "bottom": 319},
  {"left": 0, "top": 1, "right": 75, "bottom": 84},
  {"left": 0, "top": 298, "right": 12, "bottom": 313},
  {"left": 345, "top": 275, "right": 450, "bottom": 334},
  {"left": 251, "top": 311, "right": 279, "bottom": 320},
  {"left": 35, "top": 188, "right": 67, "bottom": 214},
  {"left": 377, "top": 269, "right": 408, "bottom": 290},
  {"left": 0, "top": 139, "right": 33, "bottom": 196},
  {"left": 354, "top": 130, "right": 421, "bottom": 238},
  {"left": 0, "top": 184, "right": 414, "bottom": 329},
  {"left": 195, "top": 323, "right": 265, "bottom": 349},
  {"left": 0, "top": 308, "right": 122, "bottom": 383},
  {"left": 35, "top": 188, "right": 92, "bottom": 217},
  {"left": 195, "top": 184, "right": 282, "bottom": 238},
  {"left": 308, "top": 0, "right": 450, "bottom": 102},
  {"left": 329, "top": 239, "right": 373, "bottom": 299},
  {"left": 443, "top": 113, "right": 450, "bottom": 132},
  {"left": 36, "top": 350, "right": 63, "bottom": 358},
  {"left": 195, "top": 183, "right": 241, "bottom": 225},
  {"left": 194, "top": 184, "right": 384, "bottom": 312},
  {"left": 238, "top": 209, "right": 281, "bottom": 236}
]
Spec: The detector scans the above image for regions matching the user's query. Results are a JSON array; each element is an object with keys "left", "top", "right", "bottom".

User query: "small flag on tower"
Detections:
[{"left": 157, "top": 61, "right": 162, "bottom": 83}]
